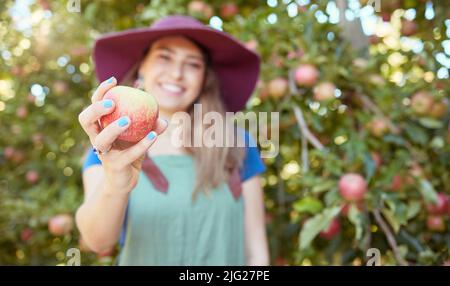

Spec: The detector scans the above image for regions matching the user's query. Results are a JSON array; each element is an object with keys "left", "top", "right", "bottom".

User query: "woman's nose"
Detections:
[{"left": 169, "top": 62, "right": 183, "bottom": 80}]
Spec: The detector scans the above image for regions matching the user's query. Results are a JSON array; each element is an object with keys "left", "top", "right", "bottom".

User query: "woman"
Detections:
[{"left": 76, "top": 15, "right": 269, "bottom": 266}]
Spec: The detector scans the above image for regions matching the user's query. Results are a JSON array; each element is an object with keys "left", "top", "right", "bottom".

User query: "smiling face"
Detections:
[{"left": 138, "top": 36, "right": 206, "bottom": 115}]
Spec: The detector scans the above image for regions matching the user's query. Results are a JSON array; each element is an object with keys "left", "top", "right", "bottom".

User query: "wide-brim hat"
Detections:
[{"left": 93, "top": 15, "right": 260, "bottom": 112}]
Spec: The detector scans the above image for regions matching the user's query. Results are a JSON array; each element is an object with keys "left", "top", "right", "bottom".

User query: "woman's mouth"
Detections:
[{"left": 158, "top": 82, "right": 185, "bottom": 96}]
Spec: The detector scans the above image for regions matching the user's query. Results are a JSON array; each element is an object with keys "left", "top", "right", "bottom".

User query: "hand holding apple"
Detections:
[{"left": 78, "top": 78, "right": 168, "bottom": 194}]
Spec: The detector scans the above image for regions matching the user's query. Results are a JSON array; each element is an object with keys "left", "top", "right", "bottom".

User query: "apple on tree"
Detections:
[
  {"left": 319, "top": 218, "right": 341, "bottom": 240},
  {"left": 426, "top": 193, "right": 449, "bottom": 215},
  {"left": 313, "top": 82, "right": 335, "bottom": 102},
  {"left": 426, "top": 215, "right": 446, "bottom": 232},
  {"left": 339, "top": 173, "right": 367, "bottom": 202},
  {"left": 295, "top": 64, "right": 319, "bottom": 87},
  {"left": 268, "top": 77, "right": 288, "bottom": 98},
  {"left": 48, "top": 214, "right": 74, "bottom": 236}
]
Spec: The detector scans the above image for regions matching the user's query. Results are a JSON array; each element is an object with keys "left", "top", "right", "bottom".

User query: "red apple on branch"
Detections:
[
  {"left": 411, "top": 91, "right": 433, "bottom": 115},
  {"left": 3, "top": 147, "right": 15, "bottom": 159},
  {"left": 48, "top": 214, "right": 74, "bottom": 236},
  {"left": 367, "top": 118, "right": 389, "bottom": 138},
  {"left": 26, "top": 170, "right": 39, "bottom": 184},
  {"left": 319, "top": 218, "right": 341, "bottom": 240},
  {"left": 268, "top": 77, "right": 288, "bottom": 98},
  {"left": 220, "top": 3, "right": 238, "bottom": 19},
  {"left": 313, "top": 82, "right": 335, "bottom": 102},
  {"left": 426, "top": 193, "right": 449, "bottom": 215},
  {"left": 401, "top": 20, "right": 418, "bottom": 36},
  {"left": 429, "top": 99, "right": 448, "bottom": 118},
  {"left": 339, "top": 173, "right": 367, "bottom": 202},
  {"left": 426, "top": 215, "right": 446, "bottom": 232},
  {"left": 295, "top": 64, "right": 319, "bottom": 87},
  {"left": 20, "top": 228, "right": 33, "bottom": 242}
]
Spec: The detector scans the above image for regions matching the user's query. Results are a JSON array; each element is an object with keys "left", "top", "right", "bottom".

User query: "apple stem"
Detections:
[{"left": 372, "top": 209, "right": 409, "bottom": 266}]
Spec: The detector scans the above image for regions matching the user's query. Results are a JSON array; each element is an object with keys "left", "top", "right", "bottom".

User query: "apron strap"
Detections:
[
  {"left": 141, "top": 155, "right": 242, "bottom": 199},
  {"left": 141, "top": 155, "right": 169, "bottom": 193}
]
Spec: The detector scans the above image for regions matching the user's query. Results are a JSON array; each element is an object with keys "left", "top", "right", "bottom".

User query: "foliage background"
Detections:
[{"left": 0, "top": 0, "right": 449, "bottom": 265}]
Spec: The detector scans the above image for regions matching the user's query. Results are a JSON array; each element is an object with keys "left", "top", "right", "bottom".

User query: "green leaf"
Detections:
[
  {"left": 293, "top": 197, "right": 324, "bottom": 215},
  {"left": 348, "top": 204, "right": 363, "bottom": 240},
  {"left": 363, "top": 153, "right": 376, "bottom": 182},
  {"left": 403, "top": 123, "right": 428, "bottom": 145},
  {"left": 419, "top": 179, "right": 438, "bottom": 204},
  {"left": 311, "top": 180, "right": 335, "bottom": 193},
  {"left": 299, "top": 206, "right": 341, "bottom": 250},
  {"left": 406, "top": 200, "right": 421, "bottom": 220},
  {"left": 383, "top": 135, "right": 407, "bottom": 146},
  {"left": 381, "top": 209, "right": 400, "bottom": 233},
  {"left": 418, "top": 118, "right": 444, "bottom": 129}
]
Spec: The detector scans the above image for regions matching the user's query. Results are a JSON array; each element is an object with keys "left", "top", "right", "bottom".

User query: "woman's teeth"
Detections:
[{"left": 161, "top": 83, "right": 184, "bottom": 93}]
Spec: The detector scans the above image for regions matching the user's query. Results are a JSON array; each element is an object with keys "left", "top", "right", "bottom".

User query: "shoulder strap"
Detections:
[
  {"left": 141, "top": 155, "right": 242, "bottom": 199},
  {"left": 141, "top": 155, "right": 169, "bottom": 193}
]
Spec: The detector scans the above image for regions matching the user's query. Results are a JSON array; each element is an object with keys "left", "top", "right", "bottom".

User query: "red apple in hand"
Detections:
[
  {"left": 319, "top": 218, "right": 341, "bottom": 240},
  {"left": 426, "top": 215, "right": 445, "bottom": 232},
  {"left": 427, "top": 193, "right": 449, "bottom": 215},
  {"left": 295, "top": 64, "right": 319, "bottom": 87},
  {"left": 100, "top": 86, "right": 159, "bottom": 143},
  {"left": 339, "top": 173, "right": 367, "bottom": 202},
  {"left": 48, "top": 214, "right": 74, "bottom": 236}
]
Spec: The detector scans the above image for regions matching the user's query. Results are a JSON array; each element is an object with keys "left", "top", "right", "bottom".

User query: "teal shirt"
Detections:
[{"left": 118, "top": 155, "right": 245, "bottom": 266}]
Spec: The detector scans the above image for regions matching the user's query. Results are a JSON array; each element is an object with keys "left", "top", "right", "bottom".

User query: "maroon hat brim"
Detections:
[{"left": 93, "top": 21, "right": 260, "bottom": 112}]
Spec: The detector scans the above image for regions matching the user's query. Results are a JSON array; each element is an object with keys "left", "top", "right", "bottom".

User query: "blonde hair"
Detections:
[{"left": 186, "top": 66, "right": 245, "bottom": 199}]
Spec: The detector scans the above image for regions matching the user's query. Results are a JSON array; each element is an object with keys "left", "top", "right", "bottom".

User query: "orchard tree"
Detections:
[{"left": 0, "top": 0, "right": 449, "bottom": 265}]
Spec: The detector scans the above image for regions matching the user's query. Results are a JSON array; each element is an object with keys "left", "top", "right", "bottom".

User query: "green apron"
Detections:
[{"left": 118, "top": 155, "right": 245, "bottom": 266}]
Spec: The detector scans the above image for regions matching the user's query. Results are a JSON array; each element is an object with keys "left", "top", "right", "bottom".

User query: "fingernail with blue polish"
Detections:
[
  {"left": 106, "top": 76, "right": 115, "bottom": 84},
  {"left": 118, "top": 117, "right": 129, "bottom": 127},
  {"left": 103, "top": 99, "right": 113, "bottom": 108},
  {"left": 147, "top": 131, "right": 157, "bottom": 140}
]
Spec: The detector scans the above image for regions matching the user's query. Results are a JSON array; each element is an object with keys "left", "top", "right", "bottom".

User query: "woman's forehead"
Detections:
[{"left": 150, "top": 36, "right": 204, "bottom": 58}]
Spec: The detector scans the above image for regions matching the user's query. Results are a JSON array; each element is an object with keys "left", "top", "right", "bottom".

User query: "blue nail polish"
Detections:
[
  {"left": 106, "top": 77, "right": 115, "bottom": 84},
  {"left": 118, "top": 117, "right": 129, "bottom": 127},
  {"left": 103, "top": 99, "right": 113, "bottom": 108},
  {"left": 147, "top": 131, "right": 157, "bottom": 140}
]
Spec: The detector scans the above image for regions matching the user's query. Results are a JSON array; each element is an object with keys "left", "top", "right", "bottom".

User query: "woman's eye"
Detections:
[
  {"left": 158, "top": 54, "right": 170, "bottom": 60},
  {"left": 187, "top": 62, "right": 202, "bottom": 69}
]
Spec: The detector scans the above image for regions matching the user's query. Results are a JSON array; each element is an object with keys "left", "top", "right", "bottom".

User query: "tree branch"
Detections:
[
  {"left": 293, "top": 106, "right": 325, "bottom": 151},
  {"left": 372, "top": 209, "right": 408, "bottom": 266}
]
